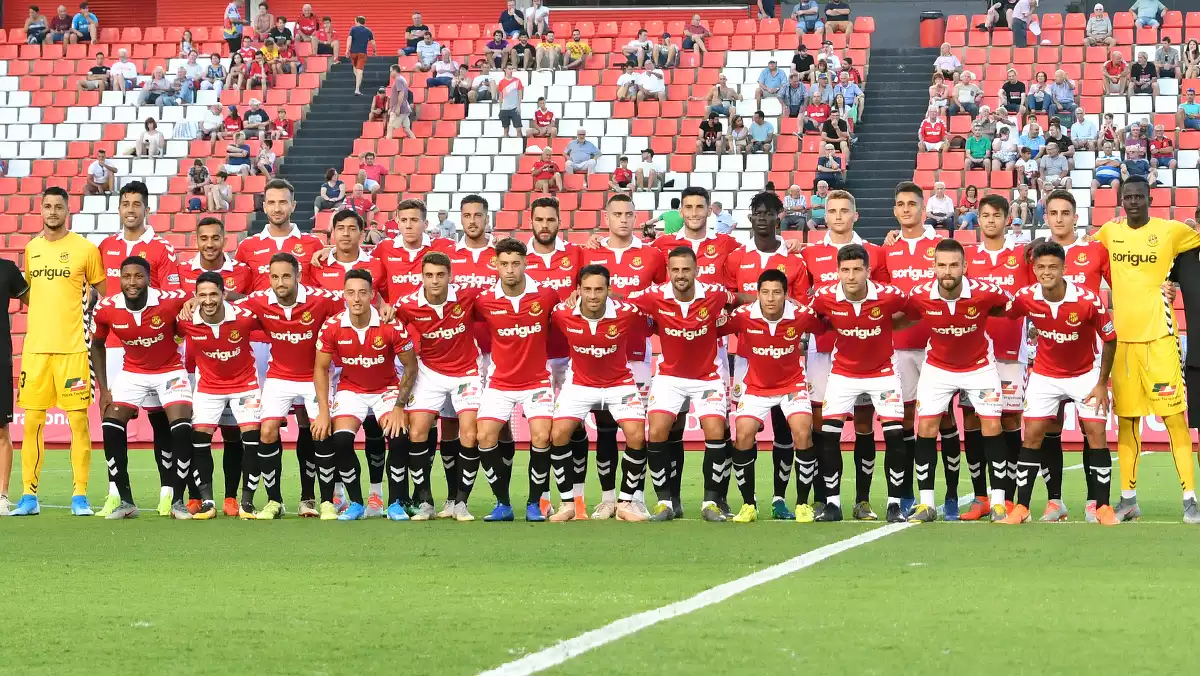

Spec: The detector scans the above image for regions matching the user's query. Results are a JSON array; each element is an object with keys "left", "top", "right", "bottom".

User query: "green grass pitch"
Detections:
[{"left": 3, "top": 448, "right": 1200, "bottom": 675}]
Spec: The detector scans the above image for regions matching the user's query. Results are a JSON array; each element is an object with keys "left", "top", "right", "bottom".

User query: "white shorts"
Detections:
[
  {"left": 647, "top": 375, "right": 727, "bottom": 422},
  {"left": 112, "top": 369, "right": 192, "bottom": 410},
  {"left": 807, "top": 347, "right": 871, "bottom": 408},
  {"left": 331, "top": 388, "right": 400, "bottom": 423},
  {"left": 548, "top": 357, "right": 570, "bottom": 394},
  {"left": 478, "top": 385, "right": 556, "bottom": 424},
  {"left": 996, "top": 359, "right": 1027, "bottom": 414},
  {"left": 823, "top": 373, "right": 905, "bottom": 421},
  {"left": 895, "top": 349, "right": 926, "bottom": 403},
  {"left": 917, "top": 363, "right": 1003, "bottom": 420},
  {"left": 553, "top": 383, "right": 645, "bottom": 423},
  {"left": 107, "top": 347, "right": 163, "bottom": 409},
  {"left": 735, "top": 390, "right": 812, "bottom": 425},
  {"left": 407, "top": 364, "right": 482, "bottom": 416},
  {"left": 252, "top": 341, "right": 271, "bottom": 386},
  {"left": 731, "top": 355, "right": 748, "bottom": 404},
  {"left": 260, "top": 377, "right": 318, "bottom": 421},
  {"left": 1023, "top": 369, "right": 1107, "bottom": 423},
  {"left": 193, "top": 389, "right": 262, "bottom": 428},
  {"left": 921, "top": 140, "right": 944, "bottom": 151}
]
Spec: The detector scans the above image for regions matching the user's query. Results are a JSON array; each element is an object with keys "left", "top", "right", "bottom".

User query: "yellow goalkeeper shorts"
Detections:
[
  {"left": 17, "top": 351, "right": 93, "bottom": 412},
  {"left": 1111, "top": 337, "right": 1186, "bottom": 419}
]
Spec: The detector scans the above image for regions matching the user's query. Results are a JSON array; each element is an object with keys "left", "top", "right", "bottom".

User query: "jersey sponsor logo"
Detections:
[
  {"left": 496, "top": 322, "right": 544, "bottom": 338},
  {"left": 573, "top": 343, "right": 620, "bottom": 358},
  {"left": 423, "top": 323, "right": 466, "bottom": 341},
  {"left": 106, "top": 267, "right": 121, "bottom": 277},
  {"left": 201, "top": 347, "right": 242, "bottom": 361},
  {"left": 456, "top": 273, "right": 497, "bottom": 288},
  {"left": 539, "top": 277, "right": 574, "bottom": 290},
  {"left": 980, "top": 274, "right": 1015, "bottom": 287},
  {"left": 610, "top": 275, "right": 643, "bottom": 289},
  {"left": 818, "top": 271, "right": 837, "bottom": 282},
  {"left": 662, "top": 324, "right": 708, "bottom": 341},
  {"left": 751, "top": 343, "right": 795, "bottom": 359},
  {"left": 270, "top": 329, "right": 314, "bottom": 344},
  {"left": 1111, "top": 251, "right": 1157, "bottom": 265},
  {"left": 698, "top": 263, "right": 717, "bottom": 277},
  {"left": 932, "top": 324, "right": 977, "bottom": 337},
  {"left": 124, "top": 332, "right": 166, "bottom": 349},
  {"left": 1064, "top": 273, "right": 1088, "bottom": 285},
  {"left": 28, "top": 266, "right": 71, "bottom": 280},
  {"left": 342, "top": 354, "right": 387, "bottom": 367},
  {"left": 888, "top": 267, "right": 935, "bottom": 280},
  {"left": 149, "top": 315, "right": 164, "bottom": 328},
  {"left": 837, "top": 325, "right": 881, "bottom": 339},
  {"left": 391, "top": 272, "right": 422, "bottom": 287}
]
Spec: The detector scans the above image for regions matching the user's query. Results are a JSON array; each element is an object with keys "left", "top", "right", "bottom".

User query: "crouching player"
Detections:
[
  {"left": 721, "top": 269, "right": 820, "bottom": 523},
  {"left": 547, "top": 265, "right": 648, "bottom": 522},
  {"left": 90, "top": 256, "right": 194, "bottom": 519},
  {"left": 312, "top": 269, "right": 417, "bottom": 521},
  {"left": 1001, "top": 241, "right": 1119, "bottom": 525}
]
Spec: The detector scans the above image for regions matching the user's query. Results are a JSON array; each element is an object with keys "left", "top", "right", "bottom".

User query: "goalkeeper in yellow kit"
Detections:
[
  {"left": 8, "top": 186, "right": 106, "bottom": 516},
  {"left": 1094, "top": 176, "right": 1200, "bottom": 523}
]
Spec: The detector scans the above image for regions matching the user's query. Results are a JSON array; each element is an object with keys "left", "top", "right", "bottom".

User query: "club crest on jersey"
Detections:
[
  {"left": 1148, "top": 235, "right": 1159, "bottom": 247},
  {"left": 149, "top": 315, "right": 164, "bottom": 328},
  {"left": 530, "top": 301, "right": 543, "bottom": 316},
  {"left": 630, "top": 256, "right": 643, "bottom": 270},
  {"left": 451, "top": 304, "right": 464, "bottom": 318},
  {"left": 559, "top": 257, "right": 572, "bottom": 269},
  {"left": 299, "top": 310, "right": 314, "bottom": 325},
  {"left": 488, "top": 256, "right": 498, "bottom": 270},
  {"left": 1076, "top": 252, "right": 1088, "bottom": 264},
  {"left": 924, "top": 246, "right": 935, "bottom": 260},
  {"left": 228, "top": 329, "right": 242, "bottom": 343},
  {"left": 869, "top": 306, "right": 883, "bottom": 319},
  {"left": 372, "top": 336, "right": 385, "bottom": 349},
  {"left": 1066, "top": 311, "right": 1080, "bottom": 326},
  {"left": 292, "top": 243, "right": 305, "bottom": 255},
  {"left": 224, "top": 277, "right": 237, "bottom": 289},
  {"left": 59, "top": 252, "right": 70, "bottom": 263},
  {"left": 705, "top": 244, "right": 717, "bottom": 257},
  {"left": 1004, "top": 255, "right": 1019, "bottom": 268},
  {"left": 698, "top": 307, "right": 709, "bottom": 320},
  {"left": 607, "top": 324, "right": 619, "bottom": 338},
  {"left": 785, "top": 326, "right": 797, "bottom": 339},
  {"left": 965, "top": 306, "right": 979, "bottom": 318},
  {"left": 777, "top": 264, "right": 788, "bottom": 273}
]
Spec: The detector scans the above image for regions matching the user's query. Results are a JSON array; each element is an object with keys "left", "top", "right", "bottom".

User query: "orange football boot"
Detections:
[
  {"left": 960, "top": 496, "right": 990, "bottom": 521},
  {"left": 997, "top": 503, "right": 1031, "bottom": 524}
]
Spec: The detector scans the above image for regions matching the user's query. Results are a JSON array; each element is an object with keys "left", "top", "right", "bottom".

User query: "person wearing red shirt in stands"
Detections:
[
  {"left": 344, "top": 184, "right": 377, "bottom": 221},
  {"left": 358, "top": 151, "right": 386, "bottom": 196},
  {"left": 295, "top": 4, "right": 320, "bottom": 44},
  {"left": 918, "top": 107, "right": 948, "bottom": 152},
  {"left": 314, "top": 17, "right": 338, "bottom": 56},
  {"left": 530, "top": 97, "right": 557, "bottom": 140},
  {"left": 223, "top": 105, "right": 244, "bottom": 136},
  {"left": 803, "top": 92, "right": 831, "bottom": 133},
  {"left": 270, "top": 107, "right": 294, "bottom": 141},
  {"left": 531, "top": 147, "right": 563, "bottom": 193},
  {"left": 610, "top": 156, "right": 634, "bottom": 194},
  {"left": 238, "top": 44, "right": 260, "bottom": 64}
]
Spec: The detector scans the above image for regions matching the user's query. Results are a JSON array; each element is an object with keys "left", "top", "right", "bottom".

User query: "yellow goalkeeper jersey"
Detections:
[{"left": 1095, "top": 216, "right": 1200, "bottom": 342}]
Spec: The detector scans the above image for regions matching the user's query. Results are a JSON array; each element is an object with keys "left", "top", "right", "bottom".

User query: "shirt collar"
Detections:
[
  {"left": 492, "top": 275, "right": 541, "bottom": 298},
  {"left": 267, "top": 284, "right": 308, "bottom": 307},
  {"left": 1033, "top": 280, "right": 1081, "bottom": 303},
  {"left": 930, "top": 279, "right": 972, "bottom": 300},
  {"left": 743, "top": 236, "right": 786, "bottom": 254},
  {"left": 662, "top": 280, "right": 708, "bottom": 300},
  {"left": 457, "top": 235, "right": 495, "bottom": 251},
  {"left": 326, "top": 248, "right": 372, "bottom": 266},
  {"left": 255, "top": 223, "right": 303, "bottom": 240},
  {"left": 600, "top": 236, "right": 645, "bottom": 250},
  {"left": 526, "top": 236, "right": 567, "bottom": 254},
  {"left": 123, "top": 226, "right": 156, "bottom": 245},
  {"left": 188, "top": 252, "right": 236, "bottom": 272},
  {"left": 417, "top": 284, "right": 459, "bottom": 308},
  {"left": 835, "top": 280, "right": 880, "bottom": 302},
  {"left": 341, "top": 306, "right": 381, "bottom": 328},
  {"left": 573, "top": 297, "right": 619, "bottom": 319},
  {"left": 193, "top": 301, "right": 239, "bottom": 325},
  {"left": 749, "top": 299, "right": 796, "bottom": 321},
  {"left": 901, "top": 227, "right": 938, "bottom": 243},
  {"left": 113, "top": 288, "right": 162, "bottom": 310},
  {"left": 822, "top": 232, "right": 863, "bottom": 248}
]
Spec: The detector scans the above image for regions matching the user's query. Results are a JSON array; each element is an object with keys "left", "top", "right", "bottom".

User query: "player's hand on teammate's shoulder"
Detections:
[
  {"left": 178, "top": 296, "right": 198, "bottom": 320},
  {"left": 883, "top": 230, "right": 901, "bottom": 246}
]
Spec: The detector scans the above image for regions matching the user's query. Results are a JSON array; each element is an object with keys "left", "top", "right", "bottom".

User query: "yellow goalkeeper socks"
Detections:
[
  {"left": 66, "top": 410, "right": 92, "bottom": 497},
  {"left": 1117, "top": 416, "right": 1141, "bottom": 497},
  {"left": 1165, "top": 413, "right": 1196, "bottom": 495},
  {"left": 21, "top": 409, "right": 47, "bottom": 496}
]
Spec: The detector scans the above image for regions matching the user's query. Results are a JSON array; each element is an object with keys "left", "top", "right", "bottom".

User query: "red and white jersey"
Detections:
[
  {"left": 720, "top": 301, "right": 821, "bottom": 395},
  {"left": 551, "top": 298, "right": 644, "bottom": 388},
  {"left": 305, "top": 248, "right": 388, "bottom": 299},
  {"left": 651, "top": 231, "right": 739, "bottom": 286},
  {"left": 628, "top": 281, "right": 736, "bottom": 381},
  {"left": 525, "top": 238, "right": 583, "bottom": 360},
  {"left": 580, "top": 237, "right": 665, "bottom": 361},
  {"left": 919, "top": 117, "right": 947, "bottom": 143},
  {"left": 317, "top": 308, "right": 413, "bottom": 394},
  {"left": 98, "top": 228, "right": 181, "bottom": 347},
  {"left": 234, "top": 224, "right": 326, "bottom": 292},
  {"left": 1060, "top": 238, "right": 1111, "bottom": 294},
  {"left": 967, "top": 241, "right": 1033, "bottom": 361},
  {"left": 91, "top": 288, "right": 189, "bottom": 374},
  {"left": 236, "top": 285, "right": 342, "bottom": 382},
  {"left": 724, "top": 238, "right": 810, "bottom": 299},
  {"left": 373, "top": 235, "right": 452, "bottom": 302},
  {"left": 177, "top": 302, "right": 262, "bottom": 394},
  {"left": 472, "top": 277, "right": 561, "bottom": 390},
  {"left": 801, "top": 232, "right": 888, "bottom": 353},
  {"left": 880, "top": 229, "right": 943, "bottom": 350},
  {"left": 393, "top": 285, "right": 481, "bottom": 378},
  {"left": 533, "top": 108, "right": 555, "bottom": 128},
  {"left": 809, "top": 281, "right": 907, "bottom": 378},
  {"left": 448, "top": 237, "right": 500, "bottom": 354},
  {"left": 905, "top": 278, "right": 1011, "bottom": 372},
  {"left": 1007, "top": 281, "right": 1116, "bottom": 378},
  {"left": 177, "top": 253, "right": 254, "bottom": 296}
]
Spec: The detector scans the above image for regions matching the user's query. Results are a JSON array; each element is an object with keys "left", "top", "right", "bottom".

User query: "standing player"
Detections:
[
  {"left": 238, "top": 253, "right": 342, "bottom": 519},
  {"left": 547, "top": 265, "right": 648, "bottom": 522},
  {"left": 89, "top": 257, "right": 193, "bottom": 519},
  {"left": 722, "top": 269, "right": 820, "bottom": 523},
  {"left": 629, "top": 247, "right": 739, "bottom": 522},
  {"left": 472, "top": 238, "right": 561, "bottom": 522},
  {"left": 1003, "top": 241, "right": 1119, "bottom": 525},
  {"left": 809, "top": 245, "right": 910, "bottom": 522},
  {"left": 723, "top": 191, "right": 810, "bottom": 520},
  {"left": 374, "top": 199, "right": 453, "bottom": 301},
  {"left": 0, "top": 252, "right": 26, "bottom": 515},
  {"left": 97, "top": 181, "right": 182, "bottom": 515},
  {"left": 175, "top": 272, "right": 264, "bottom": 520},
  {"left": 904, "top": 239, "right": 1013, "bottom": 523},
  {"left": 800, "top": 190, "right": 889, "bottom": 520},
  {"left": 10, "top": 186, "right": 106, "bottom": 517},
  {"left": 313, "top": 269, "right": 417, "bottom": 521},
  {"left": 1095, "top": 176, "right": 1200, "bottom": 522},
  {"left": 579, "top": 193, "right": 664, "bottom": 518},
  {"left": 394, "top": 252, "right": 482, "bottom": 522}
]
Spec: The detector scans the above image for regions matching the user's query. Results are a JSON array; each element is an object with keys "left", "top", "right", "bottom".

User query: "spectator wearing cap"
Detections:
[
  {"left": 823, "top": 0, "right": 853, "bottom": 40},
  {"left": 1085, "top": 4, "right": 1115, "bottom": 47},
  {"left": 683, "top": 15, "right": 712, "bottom": 56},
  {"left": 817, "top": 41, "right": 841, "bottom": 74},
  {"left": 637, "top": 66, "right": 666, "bottom": 103},
  {"left": 499, "top": 0, "right": 524, "bottom": 39},
  {"left": 1130, "top": 0, "right": 1165, "bottom": 29},
  {"left": 634, "top": 149, "right": 660, "bottom": 190},
  {"left": 815, "top": 143, "right": 844, "bottom": 187},
  {"left": 563, "top": 30, "right": 592, "bottom": 69},
  {"left": 791, "top": 44, "right": 815, "bottom": 83},
  {"left": 532, "top": 147, "right": 564, "bottom": 193},
  {"left": 564, "top": 130, "right": 600, "bottom": 175},
  {"left": 536, "top": 30, "right": 562, "bottom": 70},
  {"left": 1178, "top": 88, "right": 1200, "bottom": 130},
  {"left": 69, "top": 2, "right": 97, "bottom": 45},
  {"left": 779, "top": 72, "right": 808, "bottom": 117},
  {"left": 965, "top": 124, "right": 991, "bottom": 170},
  {"left": 755, "top": 60, "right": 786, "bottom": 108},
  {"left": 1129, "top": 52, "right": 1159, "bottom": 96},
  {"left": 781, "top": 186, "right": 808, "bottom": 230},
  {"left": 221, "top": 104, "right": 244, "bottom": 139},
  {"left": 525, "top": 0, "right": 550, "bottom": 36},
  {"left": 1150, "top": 124, "right": 1177, "bottom": 169},
  {"left": 222, "top": 131, "right": 252, "bottom": 176},
  {"left": 1009, "top": 218, "right": 1031, "bottom": 244},
  {"left": 242, "top": 99, "right": 271, "bottom": 138},
  {"left": 711, "top": 202, "right": 735, "bottom": 234},
  {"left": 747, "top": 111, "right": 776, "bottom": 154},
  {"left": 271, "top": 107, "right": 294, "bottom": 140},
  {"left": 358, "top": 151, "right": 386, "bottom": 196},
  {"left": 623, "top": 29, "right": 655, "bottom": 69},
  {"left": 998, "top": 68, "right": 1025, "bottom": 114},
  {"left": 932, "top": 43, "right": 962, "bottom": 82},
  {"left": 792, "top": 0, "right": 824, "bottom": 34},
  {"left": 206, "top": 171, "right": 233, "bottom": 212},
  {"left": 1156, "top": 36, "right": 1180, "bottom": 79},
  {"left": 1103, "top": 51, "right": 1128, "bottom": 94},
  {"left": 652, "top": 33, "right": 679, "bottom": 68},
  {"left": 949, "top": 71, "right": 982, "bottom": 117},
  {"left": 1069, "top": 106, "right": 1098, "bottom": 150},
  {"left": 924, "top": 182, "right": 955, "bottom": 228}
]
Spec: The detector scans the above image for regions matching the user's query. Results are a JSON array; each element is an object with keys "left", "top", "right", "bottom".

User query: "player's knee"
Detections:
[
  {"left": 549, "top": 422, "right": 574, "bottom": 447},
  {"left": 259, "top": 421, "right": 281, "bottom": 444},
  {"left": 66, "top": 409, "right": 89, "bottom": 431},
  {"left": 623, "top": 425, "right": 645, "bottom": 449}
]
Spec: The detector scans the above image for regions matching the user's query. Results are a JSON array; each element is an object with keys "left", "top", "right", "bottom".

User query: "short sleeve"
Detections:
[
  {"left": 4, "top": 260, "right": 28, "bottom": 299},
  {"left": 84, "top": 243, "right": 106, "bottom": 287},
  {"left": 317, "top": 321, "right": 337, "bottom": 354},
  {"left": 89, "top": 306, "right": 110, "bottom": 344},
  {"left": 390, "top": 323, "right": 413, "bottom": 353},
  {"left": 1094, "top": 299, "right": 1117, "bottom": 342},
  {"left": 1171, "top": 221, "right": 1200, "bottom": 255}
]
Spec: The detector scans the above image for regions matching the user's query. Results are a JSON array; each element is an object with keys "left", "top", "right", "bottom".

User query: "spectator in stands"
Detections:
[
  {"left": 728, "top": 114, "right": 750, "bottom": 153},
  {"left": 748, "top": 111, "right": 776, "bottom": 154},
  {"left": 965, "top": 124, "right": 991, "bottom": 170},
  {"left": 792, "top": 44, "right": 815, "bottom": 83},
  {"left": 46, "top": 5, "right": 72, "bottom": 45},
  {"left": 683, "top": 15, "right": 712, "bottom": 57},
  {"left": 1046, "top": 70, "right": 1078, "bottom": 118},
  {"left": 246, "top": 52, "right": 271, "bottom": 98},
  {"left": 1017, "top": 146, "right": 1039, "bottom": 184},
  {"left": 634, "top": 149, "right": 660, "bottom": 190},
  {"left": 824, "top": 0, "right": 853, "bottom": 39},
  {"left": 1130, "top": 0, "right": 1165, "bottom": 29},
  {"left": 1103, "top": 51, "right": 1129, "bottom": 94},
  {"left": 1002, "top": 183, "right": 1031, "bottom": 226},
  {"left": 499, "top": 1, "right": 524, "bottom": 39},
  {"left": 221, "top": 53, "right": 246, "bottom": 92},
  {"left": 252, "top": 2, "right": 273, "bottom": 43},
  {"left": 815, "top": 143, "right": 844, "bottom": 187},
  {"left": 485, "top": 30, "right": 510, "bottom": 68},
  {"left": 779, "top": 186, "right": 807, "bottom": 230},
  {"left": 222, "top": 1, "right": 247, "bottom": 52},
  {"left": 387, "top": 65, "right": 415, "bottom": 140},
  {"left": 957, "top": 185, "right": 980, "bottom": 229},
  {"left": 401, "top": 12, "right": 431, "bottom": 56},
  {"left": 222, "top": 132, "right": 252, "bottom": 176},
  {"left": 315, "top": 17, "right": 337, "bottom": 56},
  {"left": 995, "top": 68, "right": 1024, "bottom": 116},
  {"left": 532, "top": 147, "right": 564, "bottom": 192},
  {"left": 1178, "top": 88, "right": 1200, "bottom": 130},
  {"left": 69, "top": 2, "right": 97, "bottom": 45},
  {"left": 1044, "top": 118, "right": 1075, "bottom": 168},
  {"left": 1150, "top": 124, "right": 1177, "bottom": 169},
  {"left": 295, "top": 5, "right": 319, "bottom": 49},
  {"left": 1124, "top": 121, "right": 1149, "bottom": 154},
  {"left": 917, "top": 107, "right": 948, "bottom": 153},
  {"left": 563, "top": 130, "right": 600, "bottom": 175},
  {"left": 530, "top": 97, "right": 556, "bottom": 140},
  {"left": 813, "top": 59, "right": 833, "bottom": 90},
  {"left": 255, "top": 139, "right": 277, "bottom": 177},
  {"left": 201, "top": 54, "right": 226, "bottom": 94},
  {"left": 314, "top": 169, "right": 345, "bottom": 212},
  {"left": 1156, "top": 36, "right": 1180, "bottom": 79},
  {"left": 1085, "top": 4, "right": 1115, "bottom": 47},
  {"left": 1069, "top": 106, "right": 1098, "bottom": 151},
  {"left": 269, "top": 16, "right": 292, "bottom": 45},
  {"left": 610, "top": 156, "right": 633, "bottom": 194},
  {"left": 706, "top": 201, "right": 732, "bottom": 234},
  {"left": 1100, "top": 111, "right": 1119, "bottom": 146},
  {"left": 757, "top": 0, "right": 777, "bottom": 20},
  {"left": 792, "top": 0, "right": 824, "bottom": 34},
  {"left": 932, "top": 43, "right": 962, "bottom": 81},
  {"left": 468, "top": 62, "right": 499, "bottom": 103},
  {"left": 928, "top": 73, "right": 950, "bottom": 118},
  {"left": 536, "top": 31, "right": 562, "bottom": 70},
  {"left": 182, "top": 52, "right": 205, "bottom": 86},
  {"left": 972, "top": 105, "right": 997, "bottom": 139},
  {"left": 347, "top": 16, "right": 377, "bottom": 96},
  {"left": 135, "top": 118, "right": 166, "bottom": 157},
  {"left": 779, "top": 72, "right": 808, "bottom": 118},
  {"left": 358, "top": 152, "right": 385, "bottom": 196},
  {"left": 497, "top": 67, "right": 524, "bottom": 137},
  {"left": 924, "top": 182, "right": 955, "bottom": 228},
  {"left": 1091, "top": 140, "right": 1123, "bottom": 197},
  {"left": 139, "top": 67, "right": 172, "bottom": 109},
  {"left": 695, "top": 111, "right": 725, "bottom": 154},
  {"left": 242, "top": 99, "right": 271, "bottom": 138},
  {"left": 822, "top": 107, "right": 851, "bottom": 159},
  {"left": 817, "top": 41, "right": 841, "bottom": 74},
  {"left": 206, "top": 171, "right": 232, "bottom": 212},
  {"left": 623, "top": 29, "right": 655, "bottom": 69},
  {"left": 1018, "top": 70, "right": 1047, "bottom": 119},
  {"left": 564, "top": 30, "right": 592, "bottom": 70},
  {"left": 832, "top": 92, "right": 857, "bottom": 126},
  {"left": 261, "top": 37, "right": 282, "bottom": 74},
  {"left": 699, "top": 74, "right": 740, "bottom": 119},
  {"left": 25, "top": 6, "right": 48, "bottom": 45},
  {"left": 199, "top": 104, "right": 224, "bottom": 139},
  {"left": 1010, "top": 0, "right": 1035, "bottom": 49},
  {"left": 78, "top": 52, "right": 109, "bottom": 91},
  {"left": 988, "top": 126, "right": 1017, "bottom": 170},
  {"left": 1184, "top": 40, "right": 1200, "bottom": 79},
  {"left": 638, "top": 66, "right": 666, "bottom": 102},
  {"left": 1039, "top": 142, "right": 1072, "bottom": 190},
  {"left": 346, "top": 184, "right": 378, "bottom": 220},
  {"left": 949, "top": 72, "right": 982, "bottom": 117},
  {"left": 809, "top": 181, "right": 829, "bottom": 229},
  {"left": 525, "top": 0, "right": 551, "bottom": 37},
  {"left": 1122, "top": 143, "right": 1157, "bottom": 183},
  {"left": 277, "top": 37, "right": 301, "bottom": 75},
  {"left": 414, "top": 35, "right": 441, "bottom": 72},
  {"left": 427, "top": 49, "right": 459, "bottom": 87},
  {"left": 85, "top": 148, "right": 115, "bottom": 195},
  {"left": 1130, "top": 52, "right": 1160, "bottom": 96},
  {"left": 834, "top": 71, "right": 864, "bottom": 118},
  {"left": 369, "top": 86, "right": 388, "bottom": 121},
  {"left": 511, "top": 33, "right": 536, "bottom": 69},
  {"left": 801, "top": 91, "right": 831, "bottom": 134},
  {"left": 755, "top": 60, "right": 787, "bottom": 108},
  {"left": 1018, "top": 119, "right": 1045, "bottom": 156},
  {"left": 1009, "top": 217, "right": 1032, "bottom": 243},
  {"left": 188, "top": 158, "right": 210, "bottom": 196},
  {"left": 433, "top": 211, "right": 458, "bottom": 239},
  {"left": 271, "top": 107, "right": 294, "bottom": 140},
  {"left": 615, "top": 64, "right": 641, "bottom": 102}
]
